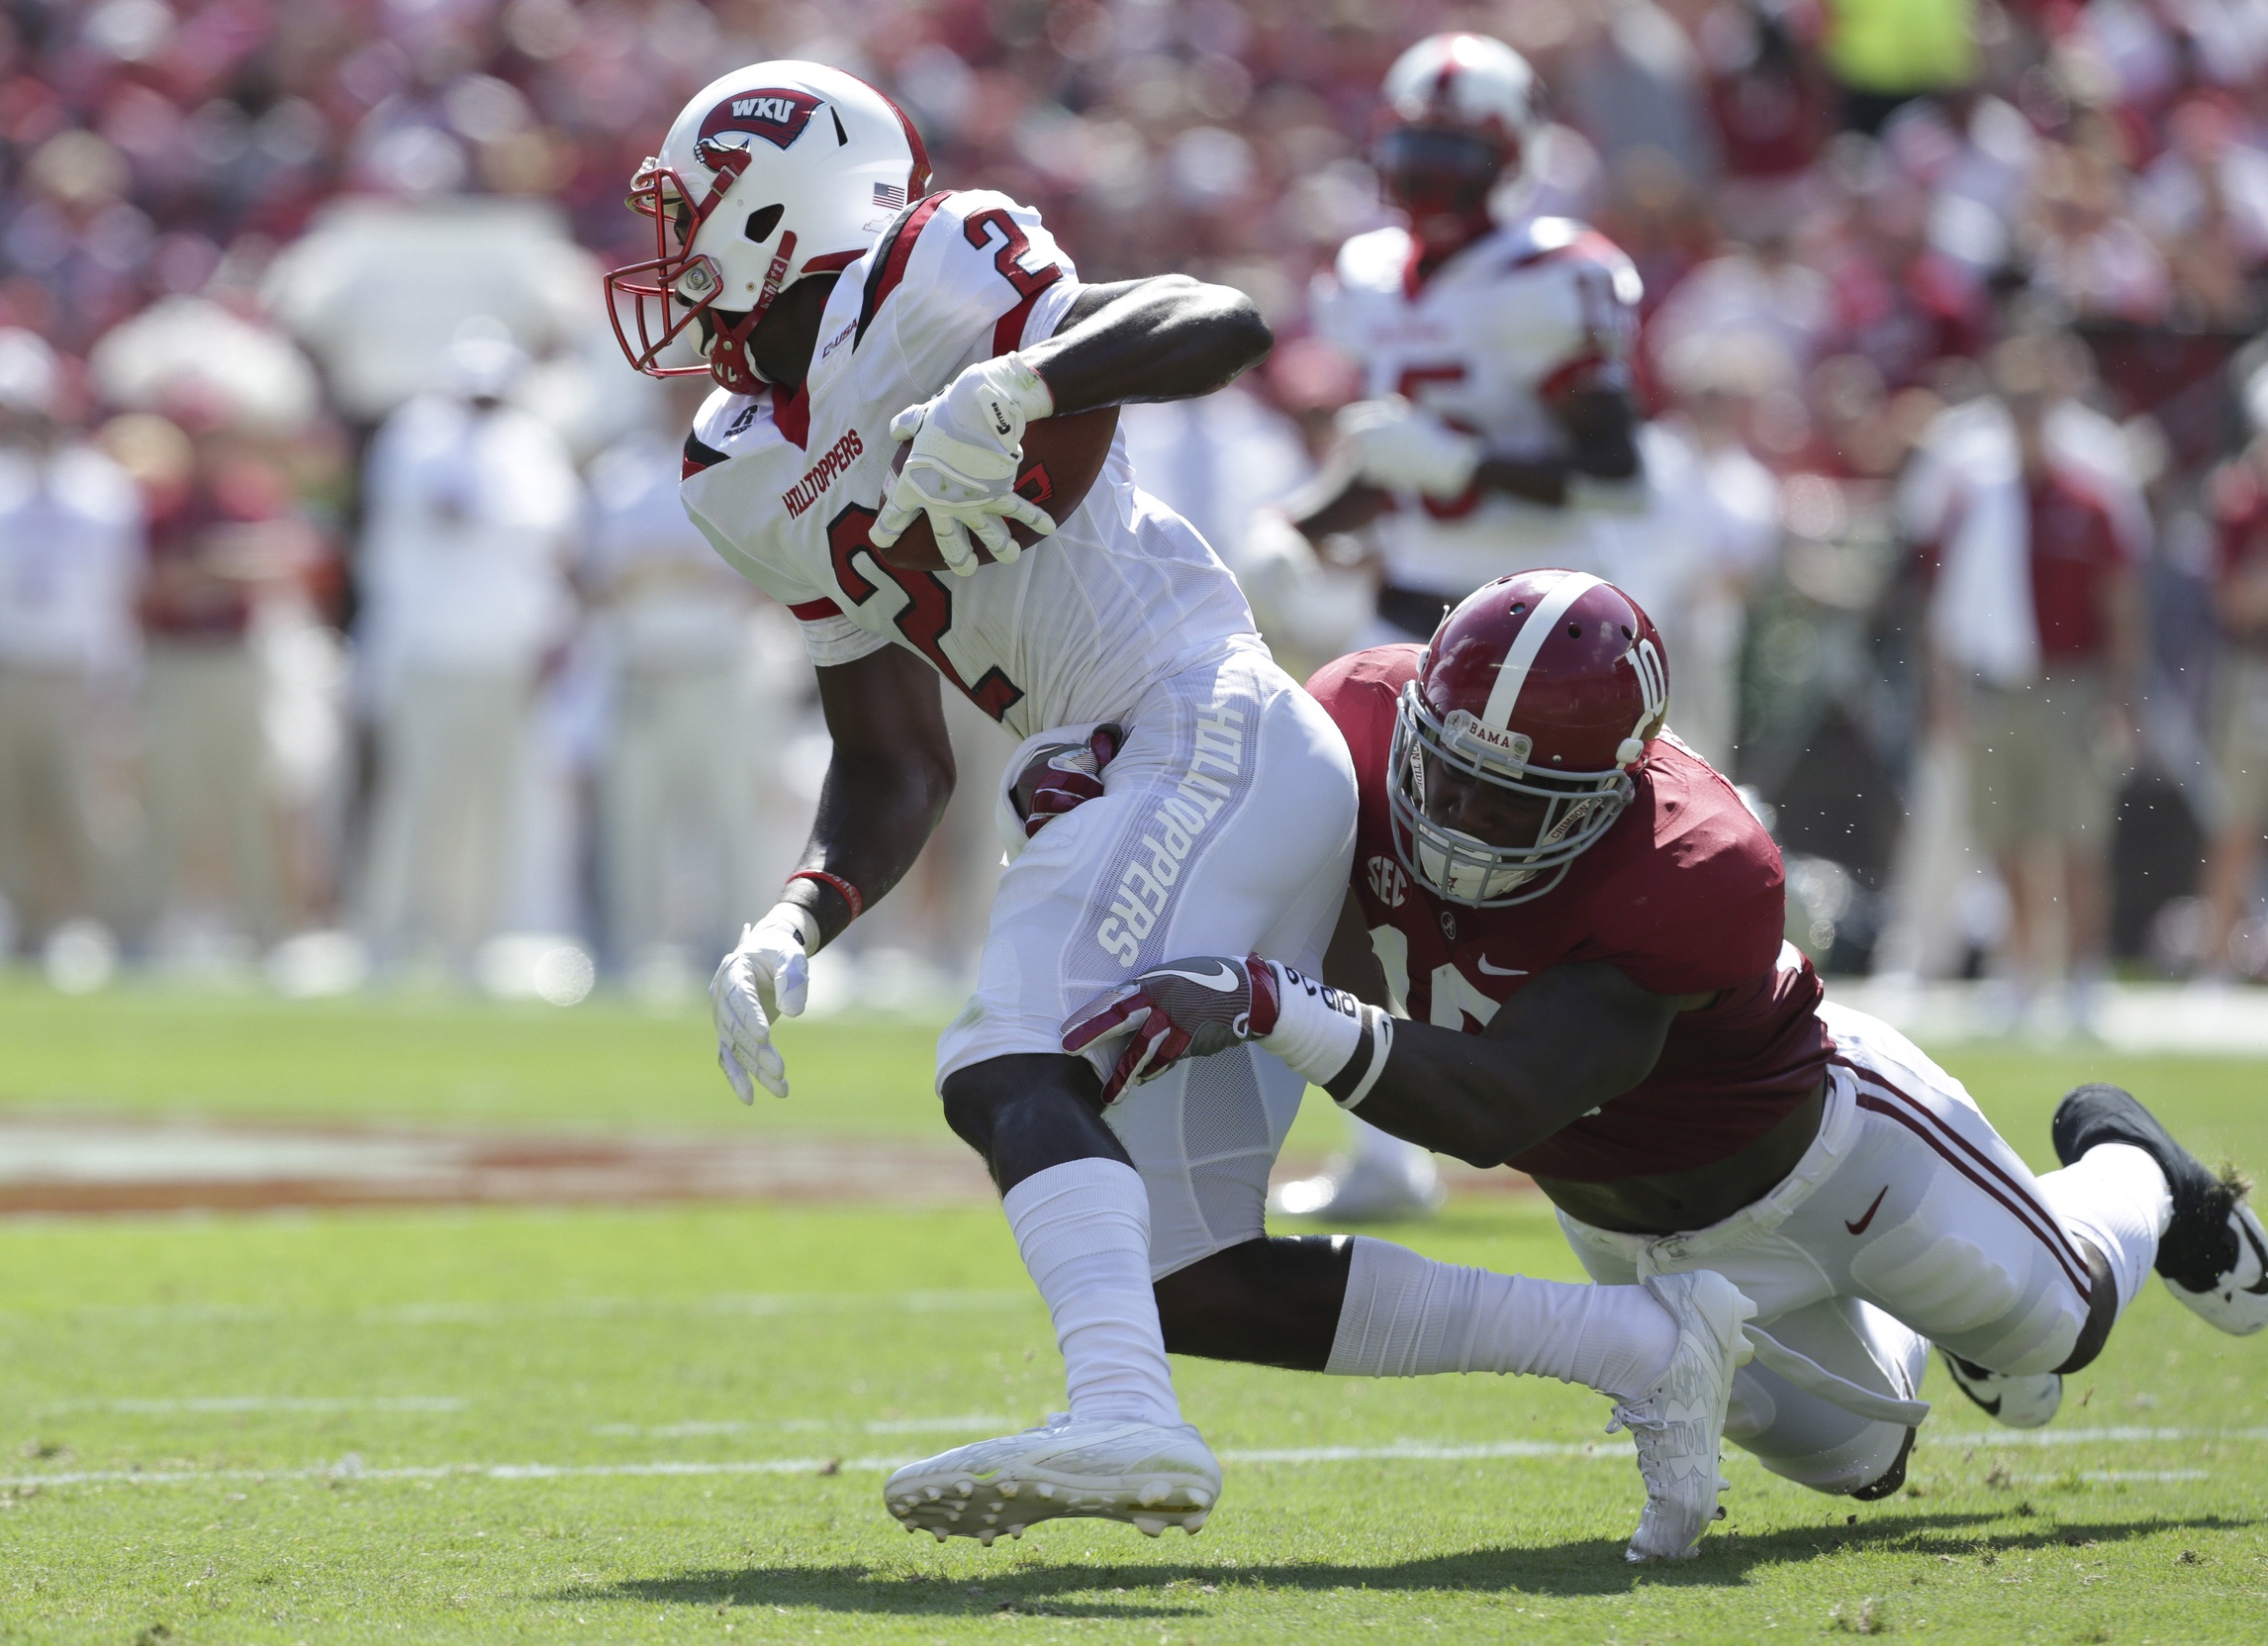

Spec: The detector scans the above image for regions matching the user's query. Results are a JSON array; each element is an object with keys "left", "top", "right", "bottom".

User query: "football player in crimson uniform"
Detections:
[
  {"left": 1067, "top": 568, "right": 2268, "bottom": 1508},
  {"left": 1271, "top": 31, "right": 1650, "bottom": 1220},
  {"left": 609, "top": 63, "right": 1749, "bottom": 1559}
]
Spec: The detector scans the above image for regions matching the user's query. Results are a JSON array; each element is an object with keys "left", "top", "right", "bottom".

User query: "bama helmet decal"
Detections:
[{"left": 696, "top": 88, "right": 823, "bottom": 164}]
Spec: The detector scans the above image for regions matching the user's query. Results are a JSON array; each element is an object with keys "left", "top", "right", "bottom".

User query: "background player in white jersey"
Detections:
[
  {"left": 1280, "top": 32, "right": 1653, "bottom": 1221},
  {"left": 1301, "top": 33, "right": 1647, "bottom": 639},
  {"left": 608, "top": 60, "right": 1750, "bottom": 1559}
]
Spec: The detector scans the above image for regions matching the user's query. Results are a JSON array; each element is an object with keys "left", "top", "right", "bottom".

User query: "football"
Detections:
[{"left": 874, "top": 405, "right": 1119, "bottom": 571}]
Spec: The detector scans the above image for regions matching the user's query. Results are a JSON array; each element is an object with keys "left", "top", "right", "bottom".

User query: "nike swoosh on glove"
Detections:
[
  {"left": 1017, "top": 723, "right": 1122, "bottom": 838},
  {"left": 709, "top": 905, "right": 811, "bottom": 1102},
  {"left": 1335, "top": 394, "right": 1483, "bottom": 500},
  {"left": 1060, "top": 953, "right": 1280, "bottom": 1105},
  {"left": 869, "top": 351, "right": 1058, "bottom": 576}
]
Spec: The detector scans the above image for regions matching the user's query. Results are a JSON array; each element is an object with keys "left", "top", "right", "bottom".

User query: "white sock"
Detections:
[
  {"left": 2036, "top": 1142, "right": 2173, "bottom": 1313},
  {"left": 1002, "top": 1158, "right": 1181, "bottom": 1427},
  {"left": 1323, "top": 1235, "right": 1678, "bottom": 1404}
]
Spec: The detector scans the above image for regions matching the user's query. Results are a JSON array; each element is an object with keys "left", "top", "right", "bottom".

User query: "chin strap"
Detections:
[{"left": 705, "top": 230, "right": 798, "bottom": 392}]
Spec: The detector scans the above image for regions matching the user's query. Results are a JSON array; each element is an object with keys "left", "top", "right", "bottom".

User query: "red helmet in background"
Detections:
[{"left": 1388, "top": 569, "right": 1669, "bottom": 906}]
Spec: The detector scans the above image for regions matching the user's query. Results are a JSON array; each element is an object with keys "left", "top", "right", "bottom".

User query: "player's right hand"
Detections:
[
  {"left": 709, "top": 905, "right": 813, "bottom": 1102},
  {"left": 1336, "top": 395, "right": 1483, "bottom": 500},
  {"left": 1061, "top": 952, "right": 1280, "bottom": 1105},
  {"left": 871, "top": 353, "right": 1058, "bottom": 577}
]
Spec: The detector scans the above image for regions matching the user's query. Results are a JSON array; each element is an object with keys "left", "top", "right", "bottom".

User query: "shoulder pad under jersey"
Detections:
[{"left": 1503, "top": 217, "right": 1643, "bottom": 309}]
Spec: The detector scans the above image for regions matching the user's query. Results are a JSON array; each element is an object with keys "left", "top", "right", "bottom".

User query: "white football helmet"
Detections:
[
  {"left": 1373, "top": 33, "right": 1544, "bottom": 235},
  {"left": 606, "top": 60, "right": 931, "bottom": 393}
]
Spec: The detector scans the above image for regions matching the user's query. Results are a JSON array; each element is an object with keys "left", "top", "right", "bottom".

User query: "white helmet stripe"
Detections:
[{"left": 1479, "top": 571, "right": 1602, "bottom": 731}]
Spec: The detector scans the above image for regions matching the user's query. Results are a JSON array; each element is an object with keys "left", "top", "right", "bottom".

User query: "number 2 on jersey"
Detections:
[
  {"left": 963, "top": 209, "right": 1062, "bottom": 301},
  {"left": 825, "top": 502, "right": 1025, "bottom": 721}
]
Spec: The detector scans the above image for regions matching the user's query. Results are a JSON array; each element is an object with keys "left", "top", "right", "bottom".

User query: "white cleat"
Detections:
[
  {"left": 883, "top": 1414, "right": 1220, "bottom": 1543},
  {"left": 1269, "top": 1147, "right": 1445, "bottom": 1222},
  {"left": 1939, "top": 1348, "right": 2062, "bottom": 1429},
  {"left": 2165, "top": 1197, "right": 2268, "bottom": 1336},
  {"left": 1613, "top": 1269, "right": 1756, "bottom": 1563}
]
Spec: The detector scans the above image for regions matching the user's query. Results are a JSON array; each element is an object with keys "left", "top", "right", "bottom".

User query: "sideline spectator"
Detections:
[
  {"left": 2195, "top": 373, "right": 2268, "bottom": 981},
  {"left": 1901, "top": 333, "right": 2148, "bottom": 1029},
  {"left": 355, "top": 326, "right": 578, "bottom": 971},
  {"left": 0, "top": 330, "right": 142, "bottom": 951},
  {"left": 137, "top": 398, "right": 317, "bottom": 956},
  {"left": 1600, "top": 344, "right": 1783, "bottom": 772},
  {"left": 584, "top": 380, "right": 776, "bottom": 977}
]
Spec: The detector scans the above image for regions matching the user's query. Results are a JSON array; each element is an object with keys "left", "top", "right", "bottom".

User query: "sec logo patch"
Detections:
[{"left": 1366, "top": 854, "right": 1407, "bottom": 909}]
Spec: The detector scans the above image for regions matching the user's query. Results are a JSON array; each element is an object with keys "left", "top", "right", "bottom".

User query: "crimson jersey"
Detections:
[{"left": 1311, "top": 644, "right": 1831, "bottom": 1182}]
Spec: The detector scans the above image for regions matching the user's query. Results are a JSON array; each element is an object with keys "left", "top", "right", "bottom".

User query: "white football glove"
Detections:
[
  {"left": 709, "top": 904, "right": 814, "bottom": 1102},
  {"left": 870, "top": 351, "right": 1059, "bottom": 577},
  {"left": 1336, "top": 395, "right": 1483, "bottom": 500}
]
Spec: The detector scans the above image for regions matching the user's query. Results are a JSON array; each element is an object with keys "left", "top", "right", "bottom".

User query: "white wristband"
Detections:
[{"left": 1257, "top": 962, "right": 1366, "bottom": 1086}]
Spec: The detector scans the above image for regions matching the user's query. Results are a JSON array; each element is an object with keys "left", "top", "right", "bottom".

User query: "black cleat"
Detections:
[{"left": 2052, "top": 1083, "right": 2268, "bottom": 1335}]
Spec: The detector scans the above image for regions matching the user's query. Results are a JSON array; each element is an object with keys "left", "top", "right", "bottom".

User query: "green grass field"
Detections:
[{"left": 0, "top": 981, "right": 2262, "bottom": 1643}]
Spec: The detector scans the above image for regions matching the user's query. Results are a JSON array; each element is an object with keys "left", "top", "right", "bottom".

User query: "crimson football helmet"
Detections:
[
  {"left": 605, "top": 61, "right": 931, "bottom": 393},
  {"left": 1389, "top": 569, "right": 1669, "bottom": 906},
  {"left": 1372, "top": 34, "right": 1544, "bottom": 250}
]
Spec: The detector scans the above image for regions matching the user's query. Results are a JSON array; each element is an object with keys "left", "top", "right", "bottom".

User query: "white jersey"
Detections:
[
  {"left": 1313, "top": 216, "right": 1643, "bottom": 599},
  {"left": 680, "top": 188, "right": 1259, "bottom": 742}
]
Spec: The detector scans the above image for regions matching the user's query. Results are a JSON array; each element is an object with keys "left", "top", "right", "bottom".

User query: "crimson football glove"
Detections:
[
  {"left": 1061, "top": 952, "right": 1281, "bottom": 1105},
  {"left": 1013, "top": 723, "right": 1122, "bottom": 838}
]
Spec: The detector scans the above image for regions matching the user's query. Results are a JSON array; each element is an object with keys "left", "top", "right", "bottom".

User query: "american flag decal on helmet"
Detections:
[{"left": 873, "top": 182, "right": 906, "bottom": 210}]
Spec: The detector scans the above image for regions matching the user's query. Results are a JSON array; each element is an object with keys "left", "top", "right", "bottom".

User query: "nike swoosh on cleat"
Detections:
[
  {"left": 1151, "top": 964, "right": 1239, "bottom": 991},
  {"left": 1845, "top": 1186, "right": 1890, "bottom": 1236},
  {"left": 1473, "top": 956, "right": 1528, "bottom": 977}
]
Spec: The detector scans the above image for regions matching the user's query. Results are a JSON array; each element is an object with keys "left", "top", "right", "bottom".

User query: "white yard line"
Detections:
[
  {"left": 593, "top": 1416, "right": 1020, "bottom": 1438},
  {"left": 26, "top": 1289, "right": 1038, "bottom": 1328},
  {"left": 1925, "top": 1425, "right": 2268, "bottom": 1448},
  {"left": 72, "top": 1397, "right": 466, "bottom": 1414},
  {"left": 5, "top": 1428, "right": 2254, "bottom": 1495}
]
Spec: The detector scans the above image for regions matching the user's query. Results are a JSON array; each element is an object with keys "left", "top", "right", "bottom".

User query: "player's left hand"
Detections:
[
  {"left": 871, "top": 352, "right": 1059, "bottom": 577},
  {"left": 1061, "top": 952, "right": 1281, "bottom": 1104},
  {"left": 709, "top": 905, "right": 812, "bottom": 1102},
  {"left": 1336, "top": 395, "right": 1483, "bottom": 500},
  {"left": 1013, "top": 723, "right": 1122, "bottom": 838}
]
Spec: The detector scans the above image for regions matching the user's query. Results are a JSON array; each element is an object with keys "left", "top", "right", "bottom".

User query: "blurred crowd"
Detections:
[{"left": 2, "top": 0, "right": 2267, "bottom": 1021}]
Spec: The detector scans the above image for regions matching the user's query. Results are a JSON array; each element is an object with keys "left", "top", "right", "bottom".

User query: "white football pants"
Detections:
[
  {"left": 1559, "top": 1003, "right": 2155, "bottom": 1495},
  {"left": 937, "top": 639, "right": 1358, "bottom": 1278}
]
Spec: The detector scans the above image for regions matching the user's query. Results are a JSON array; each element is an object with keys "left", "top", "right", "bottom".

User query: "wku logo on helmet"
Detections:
[{"left": 696, "top": 88, "right": 822, "bottom": 164}]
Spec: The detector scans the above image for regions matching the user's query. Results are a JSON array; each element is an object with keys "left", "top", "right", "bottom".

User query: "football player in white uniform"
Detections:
[
  {"left": 608, "top": 61, "right": 1751, "bottom": 1558},
  {"left": 1276, "top": 31, "right": 1652, "bottom": 1222},
  {"left": 1301, "top": 33, "right": 1647, "bottom": 636}
]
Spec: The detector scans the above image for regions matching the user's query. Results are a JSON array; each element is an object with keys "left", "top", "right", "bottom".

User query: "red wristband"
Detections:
[{"left": 787, "top": 869, "right": 864, "bottom": 922}]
